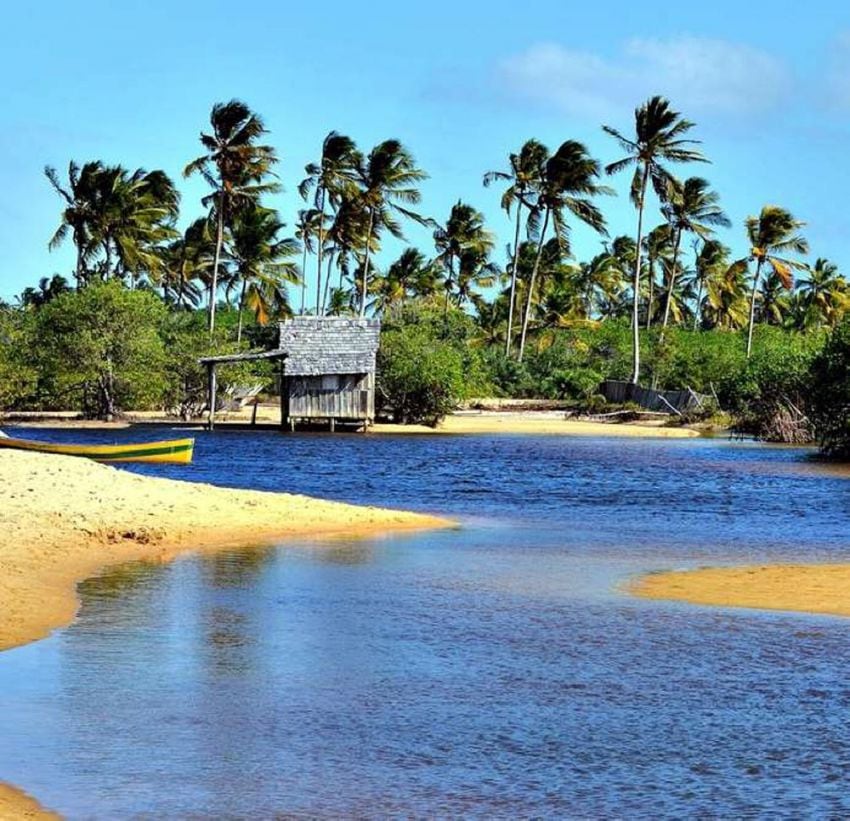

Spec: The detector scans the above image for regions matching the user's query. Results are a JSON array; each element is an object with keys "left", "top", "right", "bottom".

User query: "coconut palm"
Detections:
[
  {"left": 17, "top": 275, "right": 71, "bottom": 309},
  {"left": 796, "top": 258, "right": 849, "bottom": 328},
  {"left": 688, "top": 239, "right": 729, "bottom": 330},
  {"left": 570, "top": 253, "right": 622, "bottom": 320},
  {"left": 434, "top": 201, "right": 495, "bottom": 312},
  {"left": 659, "top": 177, "right": 730, "bottom": 337},
  {"left": 728, "top": 205, "right": 809, "bottom": 357},
  {"left": 228, "top": 205, "right": 300, "bottom": 340},
  {"left": 299, "top": 132, "right": 361, "bottom": 315},
  {"left": 604, "top": 96, "right": 706, "bottom": 382},
  {"left": 355, "top": 140, "right": 428, "bottom": 317},
  {"left": 294, "top": 208, "right": 321, "bottom": 314},
  {"left": 483, "top": 139, "right": 548, "bottom": 355},
  {"left": 44, "top": 161, "right": 105, "bottom": 286},
  {"left": 642, "top": 224, "right": 672, "bottom": 328},
  {"left": 518, "top": 140, "right": 609, "bottom": 361},
  {"left": 163, "top": 218, "right": 214, "bottom": 308},
  {"left": 184, "top": 100, "right": 279, "bottom": 333}
]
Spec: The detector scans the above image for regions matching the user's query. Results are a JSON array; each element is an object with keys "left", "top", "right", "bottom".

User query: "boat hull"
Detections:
[{"left": 0, "top": 436, "right": 195, "bottom": 465}]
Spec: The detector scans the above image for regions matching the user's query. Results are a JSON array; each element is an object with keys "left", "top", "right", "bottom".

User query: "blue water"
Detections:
[{"left": 2, "top": 429, "right": 850, "bottom": 817}]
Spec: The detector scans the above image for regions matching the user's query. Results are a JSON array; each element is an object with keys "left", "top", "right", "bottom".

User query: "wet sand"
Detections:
[
  {"left": 0, "top": 450, "right": 452, "bottom": 654},
  {"left": 633, "top": 564, "right": 850, "bottom": 618},
  {"left": 373, "top": 413, "right": 700, "bottom": 437},
  {"left": 0, "top": 783, "right": 58, "bottom": 819}
]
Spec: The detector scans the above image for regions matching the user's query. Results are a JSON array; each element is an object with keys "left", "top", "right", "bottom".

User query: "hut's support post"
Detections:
[
  {"left": 207, "top": 363, "right": 217, "bottom": 431},
  {"left": 250, "top": 399, "right": 258, "bottom": 426},
  {"left": 279, "top": 362, "right": 290, "bottom": 431},
  {"left": 329, "top": 418, "right": 336, "bottom": 433}
]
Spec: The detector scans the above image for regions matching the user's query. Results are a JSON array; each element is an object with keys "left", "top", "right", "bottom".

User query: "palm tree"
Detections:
[
  {"left": 702, "top": 248, "right": 749, "bottom": 330},
  {"left": 642, "top": 224, "right": 672, "bottom": 328},
  {"left": 796, "top": 258, "right": 849, "bottom": 328},
  {"left": 518, "top": 140, "right": 609, "bottom": 361},
  {"left": 355, "top": 140, "right": 428, "bottom": 317},
  {"left": 434, "top": 201, "right": 495, "bottom": 313},
  {"left": 44, "top": 161, "right": 104, "bottom": 287},
  {"left": 659, "top": 177, "right": 729, "bottom": 338},
  {"left": 299, "top": 132, "right": 361, "bottom": 315},
  {"left": 17, "top": 275, "right": 71, "bottom": 309},
  {"left": 571, "top": 253, "right": 622, "bottom": 320},
  {"left": 604, "top": 96, "right": 706, "bottom": 382},
  {"left": 689, "top": 239, "right": 729, "bottom": 330},
  {"left": 163, "top": 218, "right": 214, "bottom": 308},
  {"left": 728, "top": 205, "right": 809, "bottom": 357},
  {"left": 294, "top": 208, "right": 321, "bottom": 314},
  {"left": 184, "top": 100, "right": 279, "bottom": 333},
  {"left": 228, "top": 205, "right": 300, "bottom": 340},
  {"left": 483, "top": 139, "right": 548, "bottom": 355}
]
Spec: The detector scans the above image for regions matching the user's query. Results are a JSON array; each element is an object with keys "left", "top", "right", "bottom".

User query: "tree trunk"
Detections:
[
  {"left": 236, "top": 277, "right": 247, "bottom": 343},
  {"left": 316, "top": 188, "right": 326, "bottom": 315},
  {"left": 359, "top": 210, "right": 374, "bottom": 318},
  {"left": 631, "top": 165, "right": 649, "bottom": 384},
  {"left": 103, "top": 240, "right": 112, "bottom": 282},
  {"left": 75, "top": 243, "right": 84, "bottom": 290},
  {"left": 209, "top": 192, "right": 225, "bottom": 336},
  {"left": 518, "top": 207, "right": 551, "bottom": 363},
  {"left": 645, "top": 257, "right": 654, "bottom": 330},
  {"left": 299, "top": 241, "right": 308, "bottom": 315},
  {"left": 321, "top": 250, "right": 333, "bottom": 315},
  {"left": 746, "top": 257, "right": 764, "bottom": 358},
  {"left": 693, "top": 279, "right": 703, "bottom": 331},
  {"left": 660, "top": 228, "right": 683, "bottom": 342},
  {"left": 506, "top": 203, "right": 523, "bottom": 357}
]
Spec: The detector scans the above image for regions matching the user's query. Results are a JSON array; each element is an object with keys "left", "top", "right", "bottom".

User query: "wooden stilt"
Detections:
[
  {"left": 207, "top": 363, "right": 217, "bottom": 431},
  {"left": 329, "top": 418, "right": 336, "bottom": 433}
]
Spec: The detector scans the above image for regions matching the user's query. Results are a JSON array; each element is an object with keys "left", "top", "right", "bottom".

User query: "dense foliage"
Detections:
[
  {"left": 0, "top": 95, "right": 847, "bottom": 445},
  {"left": 809, "top": 319, "right": 850, "bottom": 457}
]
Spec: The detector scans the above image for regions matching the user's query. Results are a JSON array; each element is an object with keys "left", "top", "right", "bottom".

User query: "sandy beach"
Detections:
[
  {"left": 378, "top": 413, "right": 700, "bottom": 437},
  {"left": 3, "top": 409, "right": 702, "bottom": 438},
  {"left": 0, "top": 783, "right": 59, "bottom": 820},
  {"left": 632, "top": 564, "right": 850, "bottom": 618},
  {"left": 0, "top": 449, "right": 451, "bottom": 653},
  {"left": 0, "top": 449, "right": 451, "bottom": 818}
]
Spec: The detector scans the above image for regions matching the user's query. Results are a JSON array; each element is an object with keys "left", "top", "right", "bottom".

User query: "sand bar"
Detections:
[
  {"left": 372, "top": 413, "right": 700, "bottom": 437},
  {"left": 0, "top": 783, "right": 59, "bottom": 820},
  {"left": 0, "top": 449, "right": 452, "bottom": 653},
  {"left": 633, "top": 564, "right": 850, "bottom": 618}
]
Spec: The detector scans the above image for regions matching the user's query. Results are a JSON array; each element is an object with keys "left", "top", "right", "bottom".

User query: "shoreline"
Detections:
[
  {"left": 2, "top": 410, "right": 702, "bottom": 438},
  {"left": 0, "top": 450, "right": 453, "bottom": 654},
  {"left": 0, "top": 783, "right": 59, "bottom": 820},
  {"left": 631, "top": 563, "right": 850, "bottom": 618},
  {"left": 0, "top": 450, "right": 452, "bottom": 819}
]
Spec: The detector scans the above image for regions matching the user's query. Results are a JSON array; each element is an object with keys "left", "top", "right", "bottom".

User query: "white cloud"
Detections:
[{"left": 498, "top": 37, "right": 790, "bottom": 120}]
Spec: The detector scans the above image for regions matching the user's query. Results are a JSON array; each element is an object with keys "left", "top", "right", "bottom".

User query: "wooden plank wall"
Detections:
[{"left": 288, "top": 374, "right": 373, "bottom": 420}]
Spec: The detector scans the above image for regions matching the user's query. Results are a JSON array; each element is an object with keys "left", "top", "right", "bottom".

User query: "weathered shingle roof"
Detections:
[{"left": 277, "top": 316, "right": 381, "bottom": 376}]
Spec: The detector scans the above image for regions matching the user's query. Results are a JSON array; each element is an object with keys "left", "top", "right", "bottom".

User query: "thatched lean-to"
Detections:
[{"left": 199, "top": 316, "right": 381, "bottom": 431}]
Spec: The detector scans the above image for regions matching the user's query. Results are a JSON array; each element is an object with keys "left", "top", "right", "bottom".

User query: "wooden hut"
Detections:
[{"left": 200, "top": 316, "right": 381, "bottom": 431}]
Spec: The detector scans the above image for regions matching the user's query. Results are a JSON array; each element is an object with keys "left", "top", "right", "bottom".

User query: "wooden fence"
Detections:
[{"left": 599, "top": 380, "right": 711, "bottom": 415}]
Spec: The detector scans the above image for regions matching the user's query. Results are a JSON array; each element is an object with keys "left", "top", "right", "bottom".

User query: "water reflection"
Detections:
[{"left": 1, "top": 433, "right": 850, "bottom": 817}]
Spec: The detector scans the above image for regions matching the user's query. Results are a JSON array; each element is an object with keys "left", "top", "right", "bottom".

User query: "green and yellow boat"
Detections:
[{"left": 0, "top": 434, "right": 195, "bottom": 464}]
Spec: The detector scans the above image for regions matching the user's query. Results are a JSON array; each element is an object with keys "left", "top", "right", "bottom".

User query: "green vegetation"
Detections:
[{"left": 1, "top": 95, "right": 848, "bottom": 451}]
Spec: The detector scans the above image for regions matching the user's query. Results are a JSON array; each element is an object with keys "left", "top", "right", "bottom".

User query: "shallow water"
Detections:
[{"left": 2, "top": 430, "right": 850, "bottom": 817}]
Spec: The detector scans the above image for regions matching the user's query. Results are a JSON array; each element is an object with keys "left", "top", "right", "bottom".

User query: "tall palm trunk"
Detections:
[
  {"left": 631, "top": 165, "right": 649, "bottom": 384},
  {"left": 359, "top": 210, "right": 375, "bottom": 318},
  {"left": 746, "top": 257, "right": 764, "bottom": 358},
  {"left": 209, "top": 192, "right": 225, "bottom": 335},
  {"left": 236, "top": 276, "right": 247, "bottom": 343},
  {"left": 518, "top": 207, "right": 550, "bottom": 363},
  {"left": 74, "top": 242, "right": 84, "bottom": 289},
  {"left": 506, "top": 203, "right": 523, "bottom": 357},
  {"left": 316, "top": 188, "right": 326, "bottom": 315},
  {"left": 299, "top": 240, "right": 308, "bottom": 315},
  {"left": 645, "top": 256, "right": 655, "bottom": 330},
  {"left": 660, "top": 228, "right": 683, "bottom": 341},
  {"left": 321, "top": 250, "right": 333, "bottom": 315},
  {"left": 443, "top": 253, "right": 455, "bottom": 321},
  {"left": 693, "top": 279, "right": 704, "bottom": 331}
]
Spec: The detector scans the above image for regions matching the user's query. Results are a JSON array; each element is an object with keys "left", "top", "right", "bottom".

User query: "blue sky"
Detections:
[{"left": 2, "top": 0, "right": 849, "bottom": 304}]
